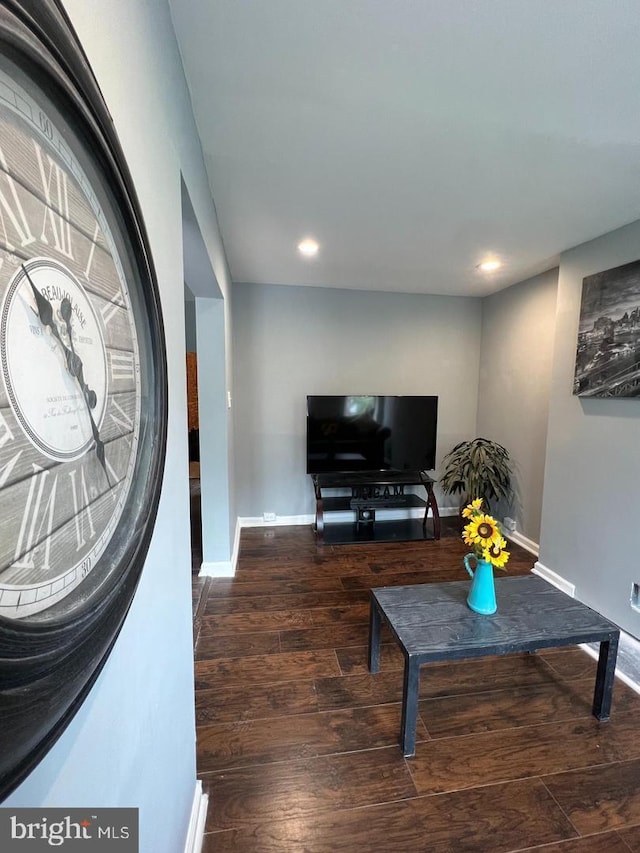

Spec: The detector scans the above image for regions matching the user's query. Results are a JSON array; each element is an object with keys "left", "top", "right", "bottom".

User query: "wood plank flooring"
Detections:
[{"left": 192, "top": 520, "right": 640, "bottom": 852}]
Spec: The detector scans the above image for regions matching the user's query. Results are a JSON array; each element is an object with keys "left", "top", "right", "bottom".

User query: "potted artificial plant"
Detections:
[{"left": 439, "top": 437, "right": 513, "bottom": 512}]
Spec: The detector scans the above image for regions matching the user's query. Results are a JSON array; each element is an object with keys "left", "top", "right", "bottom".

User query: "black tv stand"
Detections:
[{"left": 311, "top": 471, "right": 440, "bottom": 545}]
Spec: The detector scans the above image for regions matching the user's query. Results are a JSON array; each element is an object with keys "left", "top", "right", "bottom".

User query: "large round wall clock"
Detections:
[{"left": 0, "top": 0, "right": 167, "bottom": 799}]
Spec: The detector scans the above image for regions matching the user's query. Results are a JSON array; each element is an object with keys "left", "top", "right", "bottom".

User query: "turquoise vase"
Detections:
[{"left": 464, "top": 554, "right": 497, "bottom": 615}]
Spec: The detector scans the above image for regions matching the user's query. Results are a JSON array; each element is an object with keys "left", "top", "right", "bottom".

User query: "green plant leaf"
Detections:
[{"left": 440, "top": 437, "right": 513, "bottom": 510}]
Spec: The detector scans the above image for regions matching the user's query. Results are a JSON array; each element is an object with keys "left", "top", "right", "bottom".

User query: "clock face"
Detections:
[
  {"left": 0, "top": 1, "right": 167, "bottom": 800},
  {"left": 0, "top": 60, "right": 143, "bottom": 621},
  {"left": 2, "top": 258, "right": 110, "bottom": 461}
]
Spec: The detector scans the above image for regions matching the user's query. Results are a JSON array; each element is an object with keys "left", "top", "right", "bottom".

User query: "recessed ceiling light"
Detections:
[
  {"left": 298, "top": 238, "right": 319, "bottom": 258},
  {"left": 477, "top": 258, "right": 501, "bottom": 272}
]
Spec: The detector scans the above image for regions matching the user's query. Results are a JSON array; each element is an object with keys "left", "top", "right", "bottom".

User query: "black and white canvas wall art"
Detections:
[{"left": 573, "top": 259, "right": 640, "bottom": 398}]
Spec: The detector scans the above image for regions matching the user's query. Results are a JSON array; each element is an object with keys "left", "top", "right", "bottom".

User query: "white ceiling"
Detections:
[{"left": 168, "top": 0, "right": 640, "bottom": 297}]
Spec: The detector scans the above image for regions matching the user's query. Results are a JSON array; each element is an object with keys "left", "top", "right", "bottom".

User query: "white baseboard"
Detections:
[
  {"left": 183, "top": 780, "right": 208, "bottom": 853},
  {"left": 197, "top": 520, "right": 241, "bottom": 578},
  {"left": 199, "top": 560, "right": 234, "bottom": 577},
  {"left": 532, "top": 561, "right": 576, "bottom": 597},
  {"left": 230, "top": 516, "right": 241, "bottom": 570},
  {"left": 507, "top": 529, "right": 539, "bottom": 556},
  {"left": 239, "top": 514, "right": 315, "bottom": 527},
  {"left": 437, "top": 505, "right": 459, "bottom": 517}
]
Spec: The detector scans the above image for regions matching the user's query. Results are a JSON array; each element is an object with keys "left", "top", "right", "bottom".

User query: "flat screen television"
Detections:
[{"left": 306, "top": 395, "right": 438, "bottom": 474}]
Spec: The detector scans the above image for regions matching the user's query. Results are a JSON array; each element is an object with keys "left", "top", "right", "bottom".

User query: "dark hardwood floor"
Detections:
[{"left": 191, "top": 519, "right": 640, "bottom": 852}]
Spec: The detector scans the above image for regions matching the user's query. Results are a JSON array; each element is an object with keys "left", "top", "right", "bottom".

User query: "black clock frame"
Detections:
[{"left": 0, "top": 0, "right": 168, "bottom": 799}]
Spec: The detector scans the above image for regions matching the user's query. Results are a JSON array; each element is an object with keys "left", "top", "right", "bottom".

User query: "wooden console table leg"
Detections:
[
  {"left": 592, "top": 633, "right": 619, "bottom": 721},
  {"left": 423, "top": 482, "right": 441, "bottom": 540}
]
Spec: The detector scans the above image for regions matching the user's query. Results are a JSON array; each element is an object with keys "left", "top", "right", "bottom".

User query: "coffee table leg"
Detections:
[
  {"left": 368, "top": 598, "right": 381, "bottom": 674},
  {"left": 592, "top": 633, "right": 619, "bottom": 721},
  {"left": 401, "top": 654, "right": 420, "bottom": 757}
]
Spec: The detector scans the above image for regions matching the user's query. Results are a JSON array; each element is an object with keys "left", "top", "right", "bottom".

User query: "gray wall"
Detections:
[
  {"left": 477, "top": 269, "right": 558, "bottom": 542},
  {"left": 232, "top": 282, "right": 483, "bottom": 517},
  {"left": 540, "top": 220, "right": 640, "bottom": 638}
]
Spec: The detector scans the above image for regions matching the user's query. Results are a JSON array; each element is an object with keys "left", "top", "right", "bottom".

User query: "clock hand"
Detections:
[
  {"left": 59, "top": 297, "right": 111, "bottom": 487},
  {"left": 23, "top": 266, "right": 98, "bottom": 404},
  {"left": 23, "top": 266, "right": 110, "bottom": 486},
  {"left": 60, "top": 298, "right": 97, "bottom": 408},
  {"left": 23, "top": 264, "right": 70, "bottom": 360},
  {"left": 83, "top": 402, "right": 111, "bottom": 485}
]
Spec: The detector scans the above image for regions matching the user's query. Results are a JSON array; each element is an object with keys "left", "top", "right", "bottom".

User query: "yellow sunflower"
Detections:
[
  {"left": 463, "top": 513, "right": 501, "bottom": 548},
  {"left": 463, "top": 528, "right": 477, "bottom": 548},
  {"left": 462, "top": 498, "right": 483, "bottom": 519},
  {"left": 483, "top": 537, "right": 510, "bottom": 570}
]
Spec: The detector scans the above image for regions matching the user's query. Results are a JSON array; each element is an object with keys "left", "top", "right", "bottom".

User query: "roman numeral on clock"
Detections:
[
  {"left": 0, "top": 143, "right": 36, "bottom": 251},
  {"left": 109, "top": 350, "right": 135, "bottom": 380},
  {"left": 68, "top": 466, "right": 96, "bottom": 550},
  {"left": 84, "top": 220, "right": 100, "bottom": 280},
  {"left": 109, "top": 398, "right": 134, "bottom": 434},
  {"left": 34, "top": 141, "right": 74, "bottom": 259},
  {"left": 100, "top": 295, "right": 125, "bottom": 327},
  {"left": 0, "top": 410, "right": 14, "bottom": 449},
  {"left": 0, "top": 411, "right": 21, "bottom": 488},
  {"left": 13, "top": 465, "right": 58, "bottom": 572}
]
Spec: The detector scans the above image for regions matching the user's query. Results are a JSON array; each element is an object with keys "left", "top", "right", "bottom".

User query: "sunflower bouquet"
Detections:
[{"left": 461, "top": 498, "right": 510, "bottom": 570}]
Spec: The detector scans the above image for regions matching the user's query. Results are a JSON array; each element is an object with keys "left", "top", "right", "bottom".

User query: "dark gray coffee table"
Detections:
[{"left": 368, "top": 574, "right": 620, "bottom": 757}]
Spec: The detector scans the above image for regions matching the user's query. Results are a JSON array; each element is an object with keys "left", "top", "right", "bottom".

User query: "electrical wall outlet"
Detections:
[
  {"left": 631, "top": 583, "right": 640, "bottom": 612},
  {"left": 263, "top": 512, "right": 276, "bottom": 523},
  {"left": 503, "top": 516, "right": 516, "bottom": 532}
]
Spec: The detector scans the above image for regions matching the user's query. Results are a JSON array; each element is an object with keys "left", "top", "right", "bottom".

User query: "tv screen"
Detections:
[{"left": 306, "top": 395, "right": 438, "bottom": 474}]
